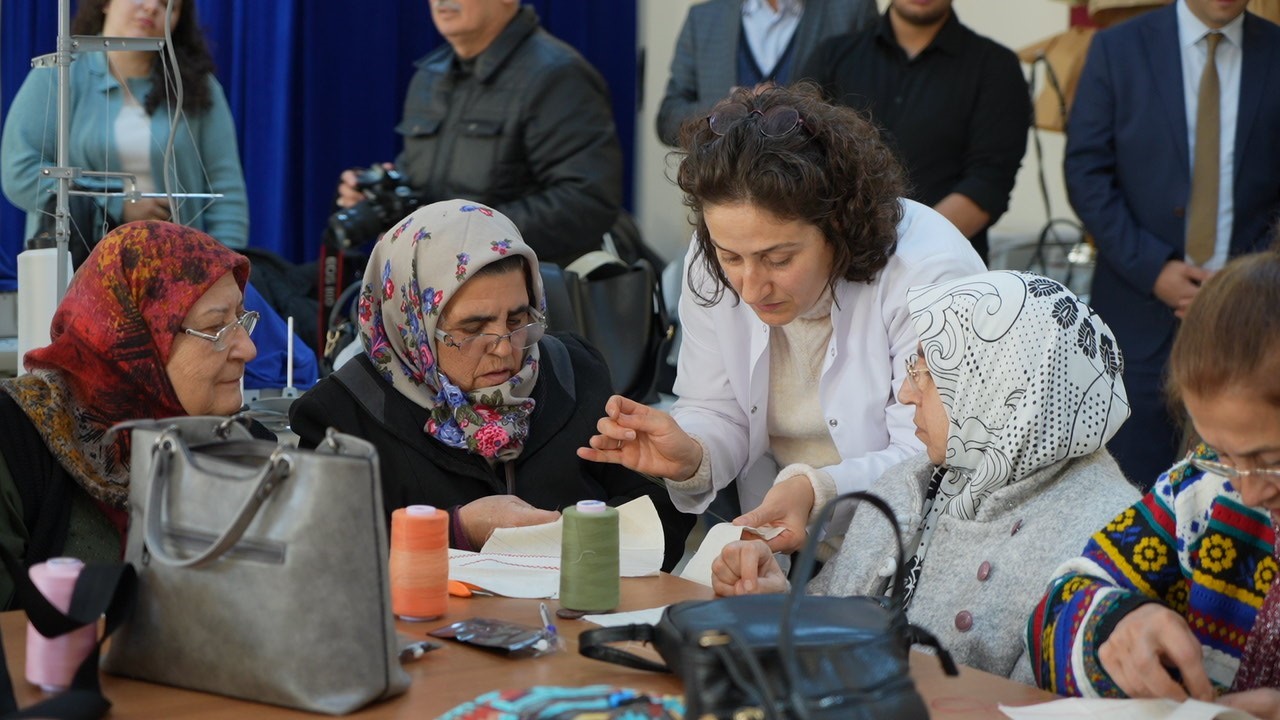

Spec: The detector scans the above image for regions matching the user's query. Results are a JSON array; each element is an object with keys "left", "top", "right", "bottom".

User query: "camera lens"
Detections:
[{"left": 325, "top": 166, "right": 423, "bottom": 250}]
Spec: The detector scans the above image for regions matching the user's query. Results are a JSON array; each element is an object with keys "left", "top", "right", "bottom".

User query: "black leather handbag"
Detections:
[
  {"left": 548, "top": 251, "right": 672, "bottom": 405},
  {"left": 579, "top": 492, "right": 958, "bottom": 720}
]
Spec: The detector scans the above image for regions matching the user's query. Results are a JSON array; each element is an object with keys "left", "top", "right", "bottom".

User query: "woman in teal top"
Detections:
[{"left": 0, "top": 0, "right": 247, "bottom": 250}]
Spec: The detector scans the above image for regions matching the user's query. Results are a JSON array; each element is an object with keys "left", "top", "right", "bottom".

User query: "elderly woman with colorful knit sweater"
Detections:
[
  {"left": 711, "top": 270, "right": 1138, "bottom": 681},
  {"left": 1030, "top": 249, "right": 1280, "bottom": 719}
]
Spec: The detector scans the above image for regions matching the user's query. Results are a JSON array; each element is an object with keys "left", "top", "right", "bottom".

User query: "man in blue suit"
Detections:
[
  {"left": 656, "top": 0, "right": 877, "bottom": 146},
  {"left": 1066, "top": 0, "right": 1280, "bottom": 490}
]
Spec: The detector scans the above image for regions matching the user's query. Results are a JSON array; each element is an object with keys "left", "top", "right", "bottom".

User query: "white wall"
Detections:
[{"left": 634, "top": 0, "right": 1075, "bottom": 263}]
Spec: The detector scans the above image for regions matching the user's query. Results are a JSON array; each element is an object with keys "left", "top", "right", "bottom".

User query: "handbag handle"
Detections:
[
  {"left": 790, "top": 491, "right": 908, "bottom": 602},
  {"left": 142, "top": 431, "right": 294, "bottom": 569},
  {"left": 576, "top": 624, "right": 668, "bottom": 673},
  {"left": 779, "top": 491, "right": 909, "bottom": 720},
  {"left": 565, "top": 249, "right": 627, "bottom": 278}
]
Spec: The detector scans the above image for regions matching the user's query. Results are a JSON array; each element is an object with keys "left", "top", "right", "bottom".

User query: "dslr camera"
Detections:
[{"left": 326, "top": 165, "right": 424, "bottom": 250}]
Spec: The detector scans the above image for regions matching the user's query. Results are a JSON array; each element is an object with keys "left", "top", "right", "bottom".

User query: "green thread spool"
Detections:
[{"left": 559, "top": 500, "right": 620, "bottom": 613}]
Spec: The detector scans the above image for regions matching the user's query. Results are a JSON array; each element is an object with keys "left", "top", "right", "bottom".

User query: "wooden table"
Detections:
[{"left": 2, "top": 575, "right": 1054, "bottom": 717}]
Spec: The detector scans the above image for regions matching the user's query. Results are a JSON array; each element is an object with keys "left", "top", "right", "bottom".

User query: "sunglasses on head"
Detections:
[{"left": 707, "top": 103, "right": 805, "bottom": 138}]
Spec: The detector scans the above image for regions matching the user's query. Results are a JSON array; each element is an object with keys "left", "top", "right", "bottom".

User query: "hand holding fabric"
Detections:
[
  {"left": 711, "top": 539, "right": 789, "bottom": 596},
  {"left": 457, "top": 495, "right": 560, "bottom": 549},
  {"left": 733, "top": 475, "right": 814, "bottom": 554},
  {"left": 1099, "top": 603, "right": 1214, "bottom": 702},
  {"left": 577, "top": 395, "right": 703, "bottom": 482}
]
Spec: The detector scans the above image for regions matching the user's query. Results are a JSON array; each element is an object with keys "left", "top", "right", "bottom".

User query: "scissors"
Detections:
[{"left": 448, "top": 580, "right": 495, "bottom": 598}]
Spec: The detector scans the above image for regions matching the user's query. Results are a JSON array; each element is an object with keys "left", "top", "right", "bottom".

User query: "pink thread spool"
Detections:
[{"left": 26, "top": 558, "right": 97, "bottom": 693}]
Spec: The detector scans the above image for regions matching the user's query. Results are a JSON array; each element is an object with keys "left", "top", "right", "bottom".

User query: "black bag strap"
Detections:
[
  {"left": 780, "top": 491, "right": 955, "bottom": 719},
  {"left": 711, "top": 630, "right": 783, "bottom": 720},
  {"left": 577, "top": 624, "right": 669, "bottom": 673},
  {"left": 905, "top": 624, "right": 959, "bottom": 676},
  {"left": 0, "top": 544, "right": 137, "bottom": 719}
]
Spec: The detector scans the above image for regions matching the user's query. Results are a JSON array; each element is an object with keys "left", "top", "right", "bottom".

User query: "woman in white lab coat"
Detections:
[{"left": 579, "top": 83, "right": 986, "bottom": 548}]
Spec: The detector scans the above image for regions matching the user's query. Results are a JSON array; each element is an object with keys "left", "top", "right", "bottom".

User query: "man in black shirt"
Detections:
[{"left": 799, "top": 0, "right": 1030, "bottom": 263}]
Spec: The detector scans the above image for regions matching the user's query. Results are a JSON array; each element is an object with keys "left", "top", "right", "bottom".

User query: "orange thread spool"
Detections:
[{"left": 389, "top": 505, "right": 449, "bottom": 621}]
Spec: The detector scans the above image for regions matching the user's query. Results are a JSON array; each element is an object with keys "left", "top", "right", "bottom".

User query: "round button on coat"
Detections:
[
  {"left": 955, "top": 611, "right": 973, "bottom": 632},
  {"left": 977, "top": 561, "right": 992, "bottom": 581}
]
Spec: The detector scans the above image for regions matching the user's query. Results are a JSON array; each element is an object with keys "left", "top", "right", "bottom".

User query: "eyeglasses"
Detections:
[
  {"left": 182, "top": 311, "right": 259, "bottom": 352},
  {"left": 1190, "top": 456, "right": 1280, "bottom": 482},
  {"left": 435, "top": 312, "right": 547, "bottom": 359},
  {"left": 905, "top": 353, "right": 931, "bottom": 390},
  {"left": 707, "top": 103, "right": 804, "bottom": 138}
]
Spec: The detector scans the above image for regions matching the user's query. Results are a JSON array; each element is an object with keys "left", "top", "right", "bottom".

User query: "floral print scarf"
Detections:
[
  {"left": 0, "top": 221, "right": 249, "bottom": 509},
  {"left": 898, "top": 271, "right": 1130, "bottom": 605},
  {"left": 358, "top": 200, "right": 543, "bottom": 460}
]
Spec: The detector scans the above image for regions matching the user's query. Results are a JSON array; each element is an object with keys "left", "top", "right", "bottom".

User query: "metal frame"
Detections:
[{"left": 36, "top": 0, "right": 219, "bottom": 300}]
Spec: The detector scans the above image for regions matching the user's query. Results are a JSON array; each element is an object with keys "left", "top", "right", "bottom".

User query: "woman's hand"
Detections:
[
  {"left": 457, "top": 495, "right": 560, "bottom": 549},
  {"left": 1218, "top": 689, "right": 1280, "bottom": 719},
  {"left": 1098, "top": 603, "right": 1214, "bottom": 701},
  {"left": 576, "top": 395, "right": 703, "bottom": 482},
  {"left": 711, "top": 539, "right": 790, "bottom": 596},
  {"left": 122, "top": 197, "right": 171, "bottom": 223},
  {"left": 732, "top": 475, "right": 814, "bottom": 554}
]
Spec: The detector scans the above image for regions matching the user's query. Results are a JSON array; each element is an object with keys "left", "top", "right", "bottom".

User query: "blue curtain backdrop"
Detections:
[{"left": 0, "top": 0, "right": 638, "bottom": 291}]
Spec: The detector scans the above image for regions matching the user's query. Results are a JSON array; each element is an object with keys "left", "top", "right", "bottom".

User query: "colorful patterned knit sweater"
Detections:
[{"left": 1027, "top": 445, "right": 1277, "bottom": 696}]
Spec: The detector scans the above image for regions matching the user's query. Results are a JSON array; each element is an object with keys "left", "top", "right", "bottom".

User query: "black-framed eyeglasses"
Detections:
[
  {"left": 1190, "top": 456, "right": 1280, "bottom": 483},
  {"left": 707, "top": 103, "right": 804, "bottom": 138},
  {"left": 183, "top": 311, "right": 259, "bottom": 352},
  {"left": 435, "top": 311, "right": 547, "bottom": 359}
]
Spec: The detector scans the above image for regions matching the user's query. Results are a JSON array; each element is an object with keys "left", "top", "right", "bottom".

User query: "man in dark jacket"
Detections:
[{"left": 336, "top": 0, "right": 623, "bottom": 268}]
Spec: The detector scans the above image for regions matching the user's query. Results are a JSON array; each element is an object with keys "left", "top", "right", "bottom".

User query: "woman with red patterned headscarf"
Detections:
[{"left": 0, "top": 221, "right": 259, "bottom": 608}]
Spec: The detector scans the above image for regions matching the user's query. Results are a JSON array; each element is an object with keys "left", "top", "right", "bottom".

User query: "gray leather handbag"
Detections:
[{"left": 101, "top": 416, "right": 409, "bottom": 714}]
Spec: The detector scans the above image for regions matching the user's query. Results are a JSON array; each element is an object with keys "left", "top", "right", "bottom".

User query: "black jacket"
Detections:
[
  {"left": 290, "top": 334, "right": 694, "bottom": 571},
  {"left": 395, "top": 7, "right": 623, "bottom": 268}
]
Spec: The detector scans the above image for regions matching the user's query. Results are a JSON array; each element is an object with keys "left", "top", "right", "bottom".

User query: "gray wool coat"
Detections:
[{"left": 807, "top": 451, "right": 1139, "bottom": 683}]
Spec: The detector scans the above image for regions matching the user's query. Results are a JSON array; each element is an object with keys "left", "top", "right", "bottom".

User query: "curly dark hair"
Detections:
[
  {"left": 675, "top": 83, "right": 906, "bottom": 306},
  {"left": 73, "top": 0, "right": 217, "bottom": 116}
]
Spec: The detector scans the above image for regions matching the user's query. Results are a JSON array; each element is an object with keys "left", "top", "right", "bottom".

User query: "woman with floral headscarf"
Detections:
[
  {"left": 711, "top": 271, "right": 1138, "bottom": 680},
  {"left": 290, "top": 200, "right": 693, "bottom": 570},
  {"left": 0, "top": 221, "right": 261, "bottom": 609}
]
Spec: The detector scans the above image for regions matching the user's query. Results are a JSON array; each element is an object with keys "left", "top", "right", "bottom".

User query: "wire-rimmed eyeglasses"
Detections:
[
  {"left": 1190, "top": 456, "right": 1280, "bottom": 483},
  {"left": 183, "top": 311, "right": 259, "bottom": 352},
  {"left": 707, "top": 103, "right": 804, "bottom": 138},
  {"left": 435, "top": 311, "right": 547, "bottom": 359},
  {"left": 905, "top": 353, "right": 932, "bottom": 390}
]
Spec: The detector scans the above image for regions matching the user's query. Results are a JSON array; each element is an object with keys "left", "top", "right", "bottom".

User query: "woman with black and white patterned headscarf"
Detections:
[{"left": 712, "top": 270, "right": 1141, "bottom": 681}]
